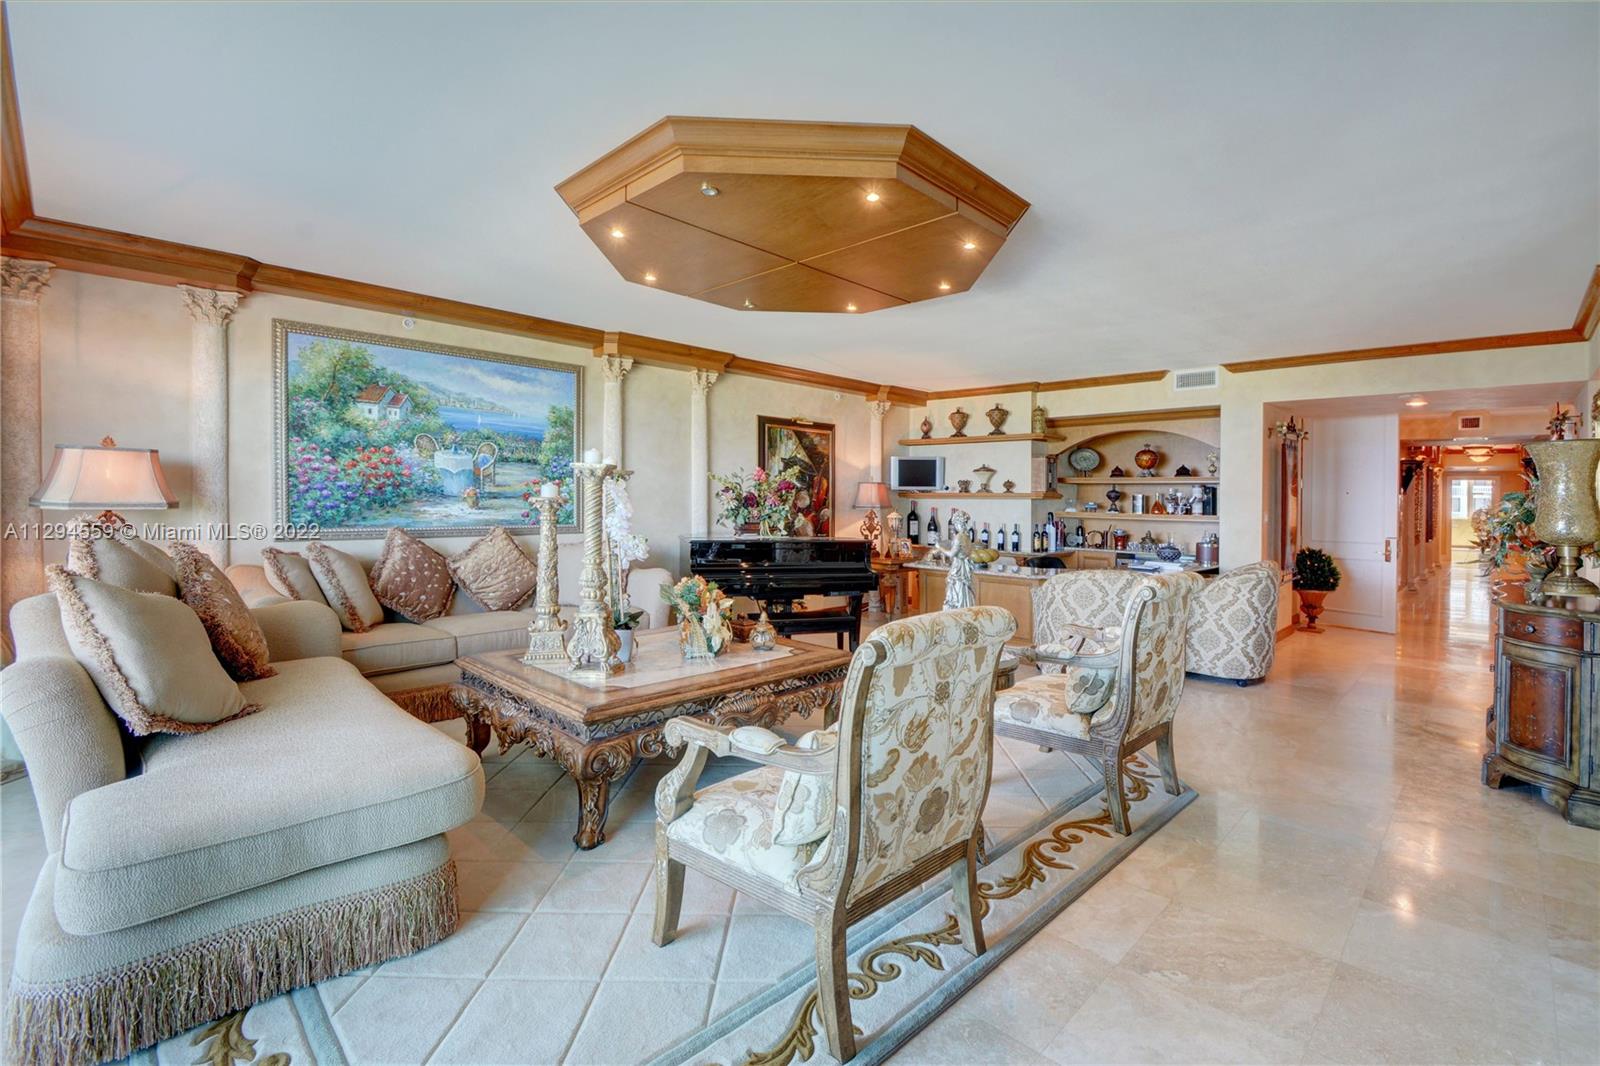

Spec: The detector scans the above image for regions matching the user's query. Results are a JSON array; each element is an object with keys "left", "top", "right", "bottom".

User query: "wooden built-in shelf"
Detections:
[
  {"left": 896, "top": 490, "right": 1062, "bottom": 500},
  {"left": 898, "top": 433, "right": 1061, "bottom": 446},
  {"left": 1058, "top": 476, "right": 1219, "bottom": 486},
  {"left": 1066, "top": 513, "right": 1217, "bottom": 523}
]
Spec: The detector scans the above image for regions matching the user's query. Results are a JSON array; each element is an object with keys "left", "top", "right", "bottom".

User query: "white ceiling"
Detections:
[{"left": 10, "top": 2, "right": 1598, "bottom": 389}]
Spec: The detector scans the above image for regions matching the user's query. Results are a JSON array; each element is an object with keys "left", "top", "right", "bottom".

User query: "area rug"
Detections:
[{"left": 107, "top": 752, "right": 1192, "bottom": 1066}]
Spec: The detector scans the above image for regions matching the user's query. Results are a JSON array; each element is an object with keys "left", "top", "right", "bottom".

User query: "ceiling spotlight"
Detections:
[
  {"left": 609, "top": 227, "right": 625, "bottom": 239},
  {"left": 1404, "top": 396, "right": 1428, "bottom": 407},
  {"left": 962, "top": 241, "right": 977, "bottom": 250},
  {"left": 700, "top": 182, "right": 720, "bottom": 197},
  {"left": 938, "top": 281, "right": 952, "bottom": 291},
  {"left": 864, "top": 191, "right": 881, "bottom": 203},
  {"left": 743, "top": 299, "right": 755, "bottom": 309},
  {"left": 846, "top": 303, "right": 858, "bottom": 312},
  {"left": 643, "top": 273, "right": 657, "bottom": 283}
]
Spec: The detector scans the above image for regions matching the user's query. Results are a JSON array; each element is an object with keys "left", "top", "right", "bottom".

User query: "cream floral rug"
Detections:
[{"left": 101, "top": 745, "right": 1191, "bottom": 1066}]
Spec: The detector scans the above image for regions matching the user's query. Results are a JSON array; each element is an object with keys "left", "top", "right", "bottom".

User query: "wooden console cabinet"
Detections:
[{"left": 1485, "top": 584, "right": 1600, "bottom": 829}]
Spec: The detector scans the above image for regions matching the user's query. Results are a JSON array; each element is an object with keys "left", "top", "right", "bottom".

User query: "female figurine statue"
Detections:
[{"left": 938, "top": 508, "right": 978, "bottom": 611}]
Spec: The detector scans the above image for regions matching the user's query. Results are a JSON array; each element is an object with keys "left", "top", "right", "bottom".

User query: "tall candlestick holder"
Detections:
[
  {"left": 567, "top": 460, "right": 623, "bottom": 678},
  {"left": 521, "top": 490, "right": 570, "bottom": 666}
]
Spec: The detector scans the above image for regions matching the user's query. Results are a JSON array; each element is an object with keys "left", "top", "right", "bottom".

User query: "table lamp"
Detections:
[
  {"left": 29, "top": 437, "right": 179, "bottom": 510},
  {"left": 853, "top": 481, "right": 891, "bottom": 556}
]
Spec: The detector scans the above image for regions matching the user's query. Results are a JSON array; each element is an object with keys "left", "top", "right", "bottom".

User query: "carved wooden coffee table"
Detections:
[{"left": 456, "top": 629, "right": 851, "bottom": 849}]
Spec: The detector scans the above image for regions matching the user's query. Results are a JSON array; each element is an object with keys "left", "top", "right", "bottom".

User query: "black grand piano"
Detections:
[{"left": 684, "top": 536, "right": 877, "bottom": 650}]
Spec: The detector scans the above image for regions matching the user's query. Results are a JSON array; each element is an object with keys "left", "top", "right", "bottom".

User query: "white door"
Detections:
[{"left": 1304, "top": 413, "right": 1399, "bottom": 633}]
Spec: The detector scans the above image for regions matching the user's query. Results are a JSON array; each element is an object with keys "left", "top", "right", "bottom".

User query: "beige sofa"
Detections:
[
  {"left": 227, "top": 545, "right": 671, "bottom": 745},
  {"left": 1, "top": 592, "right": 485, "bottom": 1066}
]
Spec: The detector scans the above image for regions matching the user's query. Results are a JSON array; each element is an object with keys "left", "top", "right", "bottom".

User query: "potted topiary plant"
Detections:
[{"left": 1293, "top": 547, "right": 1341, "bottom": 632}]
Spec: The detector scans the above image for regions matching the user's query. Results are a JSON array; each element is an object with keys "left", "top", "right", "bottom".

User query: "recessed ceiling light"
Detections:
[
  {"left": 938, "top": 281, "right": 951, "bottom": 291},
  {"left": 609, "top": 227, "right": 625, "bottom": 239},
  {"left": 743, "top": 299, "right": 755, "bottom": 309},
  {"left": 864, "top": 191, "right": 880, "bottom": 203},
  {"left": 962, "top": 241, "right": 977, "bottom": 250},
  {"left": 1404, "top": 396, "right": 1428, "bottom": 407},
  {"left": 643, "top": 273, "right": 657, "bottom": 283},
  {"left": 846, "top": 303, "right": 858, "bottom": 312},
  {"left": 700, "top": 182, "right": 720, "bottom": 197}
]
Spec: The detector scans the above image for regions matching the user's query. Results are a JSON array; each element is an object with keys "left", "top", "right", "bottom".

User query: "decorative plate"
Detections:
[{"left": 1067, "top": 447, "right": 1101, "bottom": 473}]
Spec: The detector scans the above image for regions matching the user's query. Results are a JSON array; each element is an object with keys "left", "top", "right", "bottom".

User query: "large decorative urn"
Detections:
[
  {"left": 1526, "top": 439, "right": 1600, "bottom": 596},
  {"left": 949, "top": 407, "right": 971, "bottom": 437}
]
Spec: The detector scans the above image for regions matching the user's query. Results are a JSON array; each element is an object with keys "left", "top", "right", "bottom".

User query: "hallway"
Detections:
[{"left": 900, "top": 566, "right": 1599, "bottom": 1064}]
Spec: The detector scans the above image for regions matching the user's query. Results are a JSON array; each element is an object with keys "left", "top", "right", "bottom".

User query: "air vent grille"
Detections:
[
  {"left": 1458, "top": 415, "right": 1483, "bottom": 431},
  {"left": 1173, "top": 368, "right": 1220, "bottom": 391}
]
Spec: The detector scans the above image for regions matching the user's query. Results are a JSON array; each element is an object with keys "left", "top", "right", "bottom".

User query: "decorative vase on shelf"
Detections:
[
  {"left": 920, "top": 416, "right": 934, "bottom": 440},
  {"left": 1296, "top": 590, "right": 1329, "bottom": 632},
  {"left": 1135, "top": 443, "right": 1161, "bottom": 476},
  {"left": 750, "top": 612, "right": 778, "bottom": 652},
  {"left": 949, "top": 407, "right": 970, "bottom": 437},
  {"left": 974, "top": 465, "right": 998, "bottom": 492},
  {"left": 1525, "top": 439, "right": 1600, "bottom": 595},
  {"left": 616, "top": 629, "right": 635, "bottom": 664},
  {"left": 986, "top": 403, "right": 1009, "bottom": 435},
  {"left": 1156, "top": 540, "right": 1184, "bottom": 563},
  {"left": 1031, "top": 406, "right": 1047, "bottom": 435}
]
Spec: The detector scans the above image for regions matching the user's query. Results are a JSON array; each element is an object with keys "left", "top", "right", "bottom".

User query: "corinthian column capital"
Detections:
[
  {"left": 601, "top": 355, "right": 634, "bottom": 384},
  {"left": 177, "top": 285, "right": 244, "bottom": 326},
  {"left": 690, "top": 369, "right": 719, "bottom": 395},
  {"left": 0, "top": 258, "right": 53, "bottom": 301},
  {"left": 867, "top": 399, "right": 893, "bottom": 420}
]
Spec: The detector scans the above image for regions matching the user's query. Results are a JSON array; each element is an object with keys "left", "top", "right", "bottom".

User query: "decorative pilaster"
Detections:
[
  {"left": 178, "top": 285, "right": 244, "bottom": 565},
  {"left": 600, "top": 356, "right": 632, "bottom": 466},
  {"left": 689, "top": 369, "right": 718, "bottom": 537},
  {"left": 867, "top": 399, "right": 892, "bottom": 482},
  {"left": 1, "top": 258, "right": 54, "bottom": 663}
]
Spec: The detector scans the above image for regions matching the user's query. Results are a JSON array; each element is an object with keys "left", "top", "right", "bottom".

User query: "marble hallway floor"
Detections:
[{"left": 1, "top": 565, "right": 1596, "bottom": 1065}]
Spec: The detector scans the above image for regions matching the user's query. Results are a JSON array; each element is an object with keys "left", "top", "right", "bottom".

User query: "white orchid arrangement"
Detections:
[{"left": 603, "top": 476, "right": 649, "bottom": 630}]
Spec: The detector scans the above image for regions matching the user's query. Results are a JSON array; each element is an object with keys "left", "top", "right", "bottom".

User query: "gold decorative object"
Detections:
[
  {"left": 750, "top": 611, "right": 778, "bottom": 652},
  {"left": 1031, "top": 406, "right": 1047, "bottom": 435},
  {"left": 521, "top": 489, "right": 570, "bottom": 665},
  {"left": 1134, "top": 443, "right": 1161, "bottom": 476},
  {"left": 567, "top": 459, "right": 623, "bottom": 678},
  {"left": 919, "top": 416, "right": 934, "bottom": 439},
  {"left": 661, "top": 575, "right": 734, "bottom": 660},
  {"left": 974, "top": 465, "right": 997, "bottom": 492},
  {"left": 1002, "top": 479, "right": 1016, "bottom": 494},
  {"left": 1526, "top": 439, "right": 1600, "bottom": 595},
  {"left": 956, "top": 479, "right": 972, "bottom": 493},
  {"left": 949, "top": 407, "right": 970, "bottom": 437},
  {"left": 861, "top": 507, "right": 882, "bottom": 551},
  {"left": 985, "top": 403, "right": 1009, "bottom": 435}
]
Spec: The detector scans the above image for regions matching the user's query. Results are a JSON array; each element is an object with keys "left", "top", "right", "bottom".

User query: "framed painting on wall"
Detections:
[
  {"left": 273, "top": 320, "right": 581, "bottom": 538},
  {"left": 758, "top": 416, "right": 835, "bottom": 537}
]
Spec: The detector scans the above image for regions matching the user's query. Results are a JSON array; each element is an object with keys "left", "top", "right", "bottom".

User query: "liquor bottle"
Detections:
[
  {"left": 1033, "top": 525, "right": 1043, "bottom": 553},
  {"left": 1010, "top": 523, "right": 1021, "bottom": 553},
  {"left": 907, "top": 502, "right": 920, "bottom": 545},
  {"left": 980, "top": 522, "right": 991, "bottom": 548},
  {"left": 926, "top": 507, "right": 940, "bottom": 542}
]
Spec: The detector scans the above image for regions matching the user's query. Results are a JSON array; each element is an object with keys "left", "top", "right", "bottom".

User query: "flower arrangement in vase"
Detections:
[
  {"left": 660, "top": 575, "right": 734, "bottom": 660},
  {"left": 603, "top": 476, "right": 649, "bottom": 660},
  {"left": 710, "top": 468, "right": 800, "bottom": 536}
]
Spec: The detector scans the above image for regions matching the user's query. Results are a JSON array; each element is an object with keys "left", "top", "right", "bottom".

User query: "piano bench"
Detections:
[{"left": 763, "top": 604, "right": 863, "bottom": 651}]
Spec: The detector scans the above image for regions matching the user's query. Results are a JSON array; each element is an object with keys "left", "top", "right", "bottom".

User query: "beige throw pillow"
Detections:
[
  {"left": 47, "top": 565, "right": 257, "bottom": 736},
  {"left": 369, "top": 528, "right": 454, "bottom": 623},
  {"left": 306, "top": 542, "right": 385, "bottom": 632},
  {"left": 170, "top": 543, "right": 276, "bottom": 681},
  {"left": 261, "top": 547, "right": 328, "bottom": 606},
  {"left": 67, "top": 533, "right": 177, "bottom": 597},
  {"left": 449, "top": 528, "right": 537, "bottom": 612}
]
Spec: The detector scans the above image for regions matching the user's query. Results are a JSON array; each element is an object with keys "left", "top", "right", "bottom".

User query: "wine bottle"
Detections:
[
  {"left": 1033, "top": 525, "right": 1043, "bottom": 553},
  {"left": 1010, "top": 523, "right": 1021, "bottom": 552},
  {"left": 980, "top": 522, "right": 991, "bottom": 548},
  {"left": 927, "top": 507, "right": 940, "bottom": 541},
  {"left": 907, "top": 502, "right": 920, "bottom": 545}
]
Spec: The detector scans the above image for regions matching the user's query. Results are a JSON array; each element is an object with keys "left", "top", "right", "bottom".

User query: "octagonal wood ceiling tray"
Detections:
[{"left": 555, "top": 117, "right": 1030, "bottom": 314}]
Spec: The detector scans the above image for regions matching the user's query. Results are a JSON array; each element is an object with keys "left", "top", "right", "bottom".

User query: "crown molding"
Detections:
[
  {"left": 926, "top": 369, "right": 1168, "bottom": 400},
  {"left": 1219, "top": 327, "right": 1584, "bottom": 374},
  {"left": 1, "top": 3, "right": 34, "bottom": 236},
  {"left": 1573, "top": 264, "right": 1600, "bottom": 340}
]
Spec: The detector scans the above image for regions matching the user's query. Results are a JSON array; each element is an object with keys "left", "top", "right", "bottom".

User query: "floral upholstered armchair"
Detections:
[
  {"left": 652, "top": 606, "right": 1016, "bottom": 1063},
  {"left": 994, "top": 572, "right": 1193, "bottom": 834},
  {"left": 1185, "top": 560, "right": 1281, "bottom": 684}
]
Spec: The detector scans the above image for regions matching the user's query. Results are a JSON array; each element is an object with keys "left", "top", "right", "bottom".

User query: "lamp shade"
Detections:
[
  {"left": 30, "top": 439, "right": 178, "bottom": 510},
  {"left": 853, "top": 481, "right": 891, "bottom": 508}
]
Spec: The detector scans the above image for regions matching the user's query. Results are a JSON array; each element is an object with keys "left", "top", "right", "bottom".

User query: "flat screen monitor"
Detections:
[{"left": 889, "top": 456, "right": 945, "bottom": 491}]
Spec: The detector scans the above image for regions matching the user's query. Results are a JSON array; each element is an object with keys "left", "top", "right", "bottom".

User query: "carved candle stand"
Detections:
[
  {"left": 567, "top": 460, "right": 623, "bottom": 678},
  {"left": 521, "top": 492, "right": 569, "bottom": 665}
]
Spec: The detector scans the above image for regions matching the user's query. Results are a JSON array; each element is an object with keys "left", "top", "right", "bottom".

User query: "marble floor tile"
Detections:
[
  {"left": 428, "top": 978, "right": 596, "bottom": 1065},
  {"left": 940, "top": 936, "right": 1111, "bottom": 1054},
  {"left": 455, "top": 859, "right": 564, "bottom": 913},
  {"left": 331, "top": 974, "right": 480, "bottom": 1064},
  {"left": 535, "top": 858, "right": 651, "bottom": 914},
  {"left": 490, "top": 912, "right": 629, "bottom": 981},
  {"left": 1038, "top": 880, "right": 1171, "bottom": 964},
  {"left": 604, "top": 910, "right": 729, "bottom": 983},
  {"left": 563, "top": 979, "right": 713, "bottom": 1065}
]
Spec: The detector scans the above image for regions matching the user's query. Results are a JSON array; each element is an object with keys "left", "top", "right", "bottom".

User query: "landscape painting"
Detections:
[
  {"left": 274, "top": 321, "right": 581, "bottom": 537},
  {"left": 758, "top": 416, "right": 834, "bottom": 536}
]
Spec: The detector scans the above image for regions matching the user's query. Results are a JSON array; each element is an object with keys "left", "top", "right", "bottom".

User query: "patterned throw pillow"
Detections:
[
  {"left": 66, "top": 531, "right": 177, "bottom": 597},
  {"left": 771, "top": 725, "right": 840, "bottom": 846},
  {"left": 47, "top": 565, "right": 258, "bottom": 736},
  {"left": 169, "top": 543, "right": 276, "bottom": 681},
  {"left": 261, "top": 547, "right": 329, "bottom": 606},
  {"left": 369, "top": 529, "right": 455, "bottom": 623},
  {"left": 306, "top": 543, "right": 386, "bottom": 632},
  {"left": 448, "top": 528, "right": 537, "bottom": 612}
]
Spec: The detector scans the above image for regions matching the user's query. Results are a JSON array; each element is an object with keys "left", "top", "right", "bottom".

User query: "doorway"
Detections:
[{"left": 1448, "top": 476, "right": 1498, "bottom": 566}]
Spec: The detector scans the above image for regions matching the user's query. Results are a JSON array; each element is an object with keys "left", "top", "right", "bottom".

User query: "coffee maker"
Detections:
[{"left": 1200, "top": 485, "right": 1218, "bottom": 516}]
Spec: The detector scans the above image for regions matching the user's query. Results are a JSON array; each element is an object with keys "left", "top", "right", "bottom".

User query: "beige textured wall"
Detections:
[{"left": 33, "top": 271, "right": 889, "bottom": 576}]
